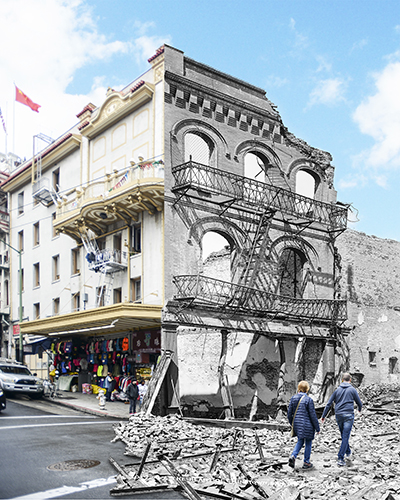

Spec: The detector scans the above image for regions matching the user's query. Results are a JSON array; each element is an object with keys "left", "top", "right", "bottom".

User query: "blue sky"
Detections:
[{"left": 1, "top": 0, "right": 400, "bottom": 242}]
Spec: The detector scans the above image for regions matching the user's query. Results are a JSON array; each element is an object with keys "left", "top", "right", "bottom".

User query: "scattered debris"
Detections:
[{"left": 110, "top": 385, "right": 400, "bottom": 499}]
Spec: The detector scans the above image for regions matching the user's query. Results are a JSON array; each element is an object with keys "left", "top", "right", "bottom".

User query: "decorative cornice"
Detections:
[
  {"left": 76, "top": 103, "right": 96, "bottom": 119},
  {"left": 148, "top": 45, "right": 165, "bottom": 63}
]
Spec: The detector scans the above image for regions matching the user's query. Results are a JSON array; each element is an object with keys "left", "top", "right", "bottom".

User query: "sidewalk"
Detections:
[{"left": 47, "top": 390, "right": 131, "bottom": 419}]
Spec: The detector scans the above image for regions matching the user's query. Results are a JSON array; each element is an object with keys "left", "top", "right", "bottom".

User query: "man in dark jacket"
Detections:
[
  {"left": 127, "top": 380, "right": 139, "bottom": 415},
  {"left": 321, "top": 373, "right": 362, "bottom": 467},
  {"left": 287, "top": 380, "right": 320, "bottom": 469}
]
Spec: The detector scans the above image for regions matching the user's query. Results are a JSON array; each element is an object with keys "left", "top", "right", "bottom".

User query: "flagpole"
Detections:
[{"left": 13, "top": 84, "right": 15, "bottom": 155}]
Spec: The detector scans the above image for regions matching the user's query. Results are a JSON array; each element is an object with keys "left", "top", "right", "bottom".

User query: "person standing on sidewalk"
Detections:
[
  {"left": 287, "top": 380, "right": 320, "bottom": 470},
  {"left": 321, "top": 372, "right": 363, "bottom": 467},
  {"left": 127, "top": 380, "right": 139, "bottom": 415}
]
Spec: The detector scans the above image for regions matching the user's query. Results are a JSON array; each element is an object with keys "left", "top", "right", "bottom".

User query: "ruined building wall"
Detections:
[{"left": 337, "top": 229, "right": 400, "bottom": 385}]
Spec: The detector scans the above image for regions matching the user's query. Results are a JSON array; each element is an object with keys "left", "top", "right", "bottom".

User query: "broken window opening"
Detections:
[
  {"left": 184, "top": 131, "right": 214, "bottom": 166},
  {"left": 202, "top": 231, "right": 231, "bottom": 281},
  {"left": 277, "top": 247, "right": 307, "bottom": 298},
  {"left": 244, "top": 152, "right": 268, "bottom": 183}
]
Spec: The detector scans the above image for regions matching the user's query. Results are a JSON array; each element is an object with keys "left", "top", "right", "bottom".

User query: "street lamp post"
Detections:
[{"left": 1, "top": 239, "right": 22, "bottom": 362}]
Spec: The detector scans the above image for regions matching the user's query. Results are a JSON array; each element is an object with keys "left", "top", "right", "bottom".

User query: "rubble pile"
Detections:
[{"left": 110, "top": 411, "right": 400, "bottom": 499}]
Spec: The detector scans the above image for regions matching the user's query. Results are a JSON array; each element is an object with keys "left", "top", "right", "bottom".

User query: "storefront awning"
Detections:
[
  {"left": 23, "top": 336, "right": 53, "bottom": 355},
  {"left": 19, "top": 303, "right": 162, "bottom": 337}
]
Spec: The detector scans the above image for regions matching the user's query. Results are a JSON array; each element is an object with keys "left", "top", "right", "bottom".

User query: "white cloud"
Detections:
[
  {"left": 353, "top": 61, "right": 400, "bottom": 170},
  {"left": 308, "top": 78, "right": 347, "bottom": 106},
  {"left": 0, "top": 0, "right": 169, "bottom": 159}
]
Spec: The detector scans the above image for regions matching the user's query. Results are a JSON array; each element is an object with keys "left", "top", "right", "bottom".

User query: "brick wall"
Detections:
[{"left": 337, "top": 229, "right": 400, "bottom": 385}]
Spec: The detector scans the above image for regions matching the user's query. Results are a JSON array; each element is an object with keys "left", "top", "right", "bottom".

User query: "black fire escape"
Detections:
[{"left": 170, "top": 160, "right": 348, "bottom": 332}]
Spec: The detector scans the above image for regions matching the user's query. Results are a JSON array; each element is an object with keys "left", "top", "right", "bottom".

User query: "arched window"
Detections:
[
  {"left": 184, "top": 132, "right": 214, "bottom": 165},
  {"left": 202, "top": 232, "right": 231, "bottom": 280},
  {"left": 277, "top": 248, "right": 307, "bottom": 298},
  {"left": 296, "top": 170, "right": 316, "bottom": 199},
  {"left": 244, "top": 152, "right": 268, "bottom": 183}
]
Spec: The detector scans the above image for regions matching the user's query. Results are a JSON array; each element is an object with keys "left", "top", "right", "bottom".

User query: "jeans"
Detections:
[
  {"left": 129, "top": 399, "right": 137, "bottom": 414},
  {"left": 335, "top": 413, "right": 354, "bottom": 460},
  {"left": 292, "top": 438, "right": 313, "bottom": 463}
]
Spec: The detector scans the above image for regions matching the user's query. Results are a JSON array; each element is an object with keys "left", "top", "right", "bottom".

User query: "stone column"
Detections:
[{"left": 323, "top": 340, "right": 336, "bottom": 400}]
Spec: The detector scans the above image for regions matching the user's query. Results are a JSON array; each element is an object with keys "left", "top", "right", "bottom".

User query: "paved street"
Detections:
[{"left": 0, "top": 396, "right": 164, "bottom": 500}]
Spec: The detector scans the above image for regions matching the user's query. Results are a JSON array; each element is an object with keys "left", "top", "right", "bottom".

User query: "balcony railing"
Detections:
[
  {"left": 56, "top": 161, "right": 164, "bottom": 217},
  {"left": 86, "top": 248, "right": 128, "bottom": 272},
  {"left": 172, "top": 161, "right": 347, "bottom": 231},
  {"left": 173, "top": 275, "right": 347, "bottom": 324}
]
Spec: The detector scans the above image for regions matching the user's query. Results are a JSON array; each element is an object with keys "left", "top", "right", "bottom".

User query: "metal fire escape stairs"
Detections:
[
  {"left": 170, "top": 160, "right": 348, "bottom": 325},
  {"left": 79, "top": 227, "right": 116, "bottom": 307}
]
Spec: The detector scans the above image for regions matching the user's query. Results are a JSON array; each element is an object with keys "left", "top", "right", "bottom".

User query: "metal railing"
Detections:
[
  {"left": 172, "top": 161, "right": 347, "bottom": 231},
  {"left": 173, "top": 274, "right": 347, "bottom": 324},
  {"left": 86, "top": 249, "right": 128, "bottom": 272}
]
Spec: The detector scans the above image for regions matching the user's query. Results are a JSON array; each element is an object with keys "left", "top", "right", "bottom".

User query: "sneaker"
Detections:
[
  {"left": 345, "top": 452, "right": 352, "bottom": 460},
  {"left": 302, "top": 462, "right": 313, "bottom": 469},
  {"left": 337, "top": 459, "right": 346, "bottom": 466},
  {"left": 288, "top": 456, "right": 295, "bottom": 468}
]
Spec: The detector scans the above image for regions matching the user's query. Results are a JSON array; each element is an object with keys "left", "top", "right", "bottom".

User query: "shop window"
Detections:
[
  {"left": 131, "top": 278, "right": 141, "bottom": 303},
  {"left": 278, "top": 248, "right": 307, "bottom": 298},
  {"left": 71, "top": 248, "right": 80, "bottom": 275},
  {"left": 52, "top": 212, "right": 58, "bottom": 238},
  {"left": 72, "top": 292, "right": 80, "bottom": 312},
  {"left": 132, "top": 223, "right": 141, "bottom": 253},
  {"left": 389, "top": 357, "right": 398, "bottom": 374},
  {"left": 18, "top": 230, "right": 24, "bottom": 252},
  {"left": 114, "top": 287, "right": 122, "bottom": 304},
  {"left": 33, "top": 222, "right": 40, "bottom": 246},
  {"left": 33, "top": 303, "right": 40, "bottom": 320},
  {"left": 18, "top": 192, "right": 24, "bottom": 215},
  {"left": 369, "top": 351, "right": 377, "bottom": 366},
  {"left": 33, "top": 263, "right": 40, "bottom": 288},
  {"left": 184, "top": 132, "right": 214, "bottom": 166},
  {"left": 53, "top": 297, "right": 60, "bottom": 315}
]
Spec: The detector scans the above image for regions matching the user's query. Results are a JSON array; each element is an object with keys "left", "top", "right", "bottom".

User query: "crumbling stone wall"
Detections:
[{"left": 337, "top": 229, "right": 400, "bottom": 385}]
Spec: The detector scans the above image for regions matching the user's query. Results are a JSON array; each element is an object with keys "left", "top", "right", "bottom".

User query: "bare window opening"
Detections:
[
  {"left": 18, "top": 192, "right": 24, "bottom": 215},
  {"left": 132, "top": 223, "right": 141, "bottom": 253},
  {"left": 33, "top": 303, "right": 40, "bottom": 320},
  {"left": 18, "top": 231, "right": 24, "bottom": 252},
  {"left": 202, "top": 232, "right": 231, "bottom": 281},
  {"left": 52, "top": 255, "right": 60, "bottom": 281},
  {"left": 114, "top": 287, "right": 122, "bottom": 304},
  {"left": 72, "top": 292, "right": 80, "bottom": 312},
  {"left": 184, "top": 132, "right": 214, "bottom": 166},
  {"left": 33, "top": 263, "right": 40, "bottom": 288},
  {"left": 131, "top": 278, "right": 141, "bottom": 303},
  {"left": 389, "top": 357, "right": 398, "bottom": 374},
  {"left": 33, "top": 222, "right": 40, "bottom": 246},
  {"left": 71, "top": 248, "right": 80, "bottom": 275},
  {"left": 113, "top": 234, "right": 122, "bottom": 253},
  {"left": 244, "top": 152, "right": 268, "bottom": 183},
  {"left": 296, "top": 170, "right": 317, "bottom": 199},
  {"left": 53, "top": 297, "right": 60, "bottom": 315},
  {"left": 369, "top": 351, "right": 377, "bottom": 366},
  {"left": 278, "top": 248, "right": 307, "bottom": 298}
]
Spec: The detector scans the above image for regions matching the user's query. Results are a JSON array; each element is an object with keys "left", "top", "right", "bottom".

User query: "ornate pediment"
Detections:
[{"left": 81, "top": 82, "right": 154, "bottom": 139}]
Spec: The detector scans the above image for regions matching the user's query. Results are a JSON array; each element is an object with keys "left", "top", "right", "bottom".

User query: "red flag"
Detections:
[{"left": 15, "top": 86, "right": 41, "bottom": 112}]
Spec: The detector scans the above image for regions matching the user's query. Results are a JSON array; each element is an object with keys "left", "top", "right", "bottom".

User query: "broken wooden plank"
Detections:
[
  {"left": 110, "top": 484, "right": 172, "bottom": 497},
  {"left": 141, "top": 350, "right": 172, "bottom": 415},
  {"left": 157, "top": 453, "right": 203, "bottom": 500},
  {"left": 254, "top": 430, "right": 265, "bottom": 461},
  {"left": 237, "top": 463, "right": 269, "bottom": 499},
  {"left": 137, "top": 441, "right": 151, "bottom": 477},
  {"left": 209, "top": 443, "right": 222, "bottom": 472}
]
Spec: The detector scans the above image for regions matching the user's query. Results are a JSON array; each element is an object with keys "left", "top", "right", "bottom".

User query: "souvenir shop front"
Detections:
[{"left": 49, "top": 329, "right": 161, "bottom": 401}]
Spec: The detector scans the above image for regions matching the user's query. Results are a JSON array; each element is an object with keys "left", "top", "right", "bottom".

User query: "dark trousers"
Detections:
[{"left": 129, "top": 398, "right": 137, "bottom": 414}]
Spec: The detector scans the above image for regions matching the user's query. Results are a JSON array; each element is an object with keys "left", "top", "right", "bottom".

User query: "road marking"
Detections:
[
  {"left": 10, "top": 476, "right": 117, "bottom": 500},
  {"left": 0, "top": 415, "right": 97, "bottom": 419},
  {"left": 0, "top": 421, "right": 116, "bottom": 430}
]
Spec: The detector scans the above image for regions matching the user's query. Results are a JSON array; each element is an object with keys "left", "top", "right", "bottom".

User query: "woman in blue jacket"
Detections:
[{"left": 287, "top": 380, "right": 320, "bottom": 469}]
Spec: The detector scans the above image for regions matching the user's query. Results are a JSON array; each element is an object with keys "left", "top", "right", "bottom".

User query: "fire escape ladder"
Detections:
[
  {"left": 96, "top": 271, "right": 114, "bottom": 307},
  {"left": 79, "top": 227, "right": 100, "bottom": 257}
]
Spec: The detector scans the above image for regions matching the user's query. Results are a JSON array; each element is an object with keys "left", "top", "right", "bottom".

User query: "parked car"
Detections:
[
  {"left": 0, "top": 358, "right": 44, "bottom": 399},
  {"left": 0, "top": 388, "right": 6, "bottom": 411}
]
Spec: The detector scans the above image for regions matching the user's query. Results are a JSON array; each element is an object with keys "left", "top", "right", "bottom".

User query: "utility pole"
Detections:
[{"left": 1, "top": 239, "right": 22, "bottom": 362}]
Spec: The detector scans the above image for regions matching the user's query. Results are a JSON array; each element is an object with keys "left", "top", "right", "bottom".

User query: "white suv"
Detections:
[{"left": 0, "top": 358, "right": 44, "bottom": 399}]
